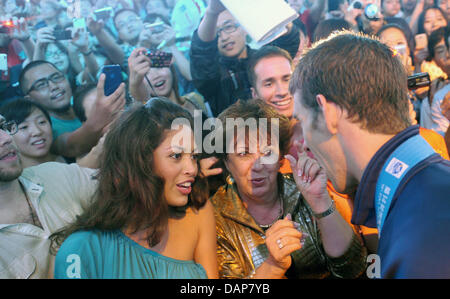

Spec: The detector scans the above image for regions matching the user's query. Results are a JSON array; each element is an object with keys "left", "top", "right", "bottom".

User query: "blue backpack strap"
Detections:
[{"left": 375, "top": 134, "right": 436, "bottom": 235}]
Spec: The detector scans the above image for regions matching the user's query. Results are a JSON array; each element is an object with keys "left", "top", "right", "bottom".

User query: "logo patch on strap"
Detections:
[{"left": 385, "top": 158, "right": 409, "bottom": 179}]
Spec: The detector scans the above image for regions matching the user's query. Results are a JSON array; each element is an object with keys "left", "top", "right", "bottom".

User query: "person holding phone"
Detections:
[
  {"left": 128, "top": 47, "right": 209, "bottom": 117},
  {"left": 420, "top": 26, "right": 450, "bottom": 137},
  {"left": 19, "top": 60, "right": 125, "bottom": 159},
  {"left": 414, "top": 6, "right": 448, "bottom": 82},
  {"left": 139, "top": 16, "right": 195, "bottom": 95},
  {"left": 0, "top": 16, "right": 34, "bottom": 104},
  {"left": 377, "top": 24, "right": 449, "bottom": 161},
  {"left": 33, "top": 25, "right": 98, "bottom": 87}
]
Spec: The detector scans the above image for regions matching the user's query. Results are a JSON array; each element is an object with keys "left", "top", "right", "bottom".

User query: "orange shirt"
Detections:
[{"left": 419, "top": 127, "right": 450, "bottom": 160}]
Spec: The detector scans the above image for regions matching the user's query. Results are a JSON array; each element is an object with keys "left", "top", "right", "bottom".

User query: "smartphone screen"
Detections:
[
  {"left": 102, "top": 65, "right": 122, "bottom": 96},
  {"left": 0, "top": 54, "right": 7, "bottom": 71},
  {"left": 54, "top": 30, "right": 72, "bottom": 40}
]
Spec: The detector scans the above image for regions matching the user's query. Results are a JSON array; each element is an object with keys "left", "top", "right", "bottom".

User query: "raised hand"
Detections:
[
  {"left": 207, "top": 0, "right": 227, "bottom": 15},
  {"left": 9, "top": 17, "right": 31, "bottom": 42},
  {"left": 36, "top": 27, "right": 55, "bottom": 47},
  {"left": 200, "top": 156, "right": 223, "bottom": 177},
  {"left": 86, "top": 17, "right": 104, "bottom": 36},
  {"left": 285, "top": 140, "right": 331, "bottom": 213},
  {"left": 87, "top": 73, "right": 126, "bottom": 132},
  {"left": 71, "top": 27, "right": 90, "bottom": 52},
  {"left": 128, "top": 47, "right": 153, "bottom": 102}
]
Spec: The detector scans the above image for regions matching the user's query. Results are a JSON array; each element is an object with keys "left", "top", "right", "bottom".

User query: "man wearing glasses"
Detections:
[
  {"left": 0, "top": 115, "right": 98, "bottom": 278},
  {"left": 189, "top": 0, "right": 300, "bottom": 116},
  {"left": 18, "top": 60, "right": 125, "bottom": 158}
]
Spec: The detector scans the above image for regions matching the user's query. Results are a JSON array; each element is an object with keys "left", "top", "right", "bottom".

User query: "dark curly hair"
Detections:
[{"left": 50, "top": 98, "right": 209, "bottom": 252}]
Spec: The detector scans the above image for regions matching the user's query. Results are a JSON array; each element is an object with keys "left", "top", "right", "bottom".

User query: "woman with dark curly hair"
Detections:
[{"left": 52, "top": 98, "right": 218, "bottom": 279}]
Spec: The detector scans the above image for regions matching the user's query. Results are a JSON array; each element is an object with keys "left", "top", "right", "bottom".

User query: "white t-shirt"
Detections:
[{"left": 420, "top": 83, "right": 450, "bottom": 136}]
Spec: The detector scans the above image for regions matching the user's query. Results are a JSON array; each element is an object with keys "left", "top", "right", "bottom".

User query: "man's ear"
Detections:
[
  {"left": 251, "top": 87, "right": 257, "bottom": 99},
  {"left": 316, "top": 94, "right": 340, "bottom": 135}
]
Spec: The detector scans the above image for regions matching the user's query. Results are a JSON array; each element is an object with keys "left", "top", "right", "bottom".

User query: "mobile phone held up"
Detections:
[
  {"left": 145, "top": 50, "right": 173, "bottom": 68},
  {"left": 102, "top": 65, "right": 122, "bottom": 96},
  {"left": 54, "top": 29, "right": 72, "bottom": 40},
  {"left": 0, "top": 54, "right": 7, "bottom": 72},
  {"left": 94, "top": 7, "right": 113, "bottom": 22}
]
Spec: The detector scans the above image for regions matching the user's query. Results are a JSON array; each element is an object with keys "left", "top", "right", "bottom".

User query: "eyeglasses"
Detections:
[
  {"left": 117, "top": 16, "right": 141, "bottom": 29},
  {"left": 26, "top": 72, "right": 65, "bottom": 94},
  {"left": 216, "top": 23, "right": 240, "bottom": 38},
  {"left": 45, "top": 50, "right": 65, "bottom": 59},
  {"left": 0, "top": 120, "right": 18, "bottom": 135}
]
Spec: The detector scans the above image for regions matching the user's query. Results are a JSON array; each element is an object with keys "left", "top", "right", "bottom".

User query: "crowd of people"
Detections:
[{"left": 0, "top": 0, "right": 449, "bottom": 279}]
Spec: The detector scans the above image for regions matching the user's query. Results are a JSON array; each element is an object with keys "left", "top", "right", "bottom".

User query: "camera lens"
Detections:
[{"left": 365, "top": 4, "right": 380, "bottom": 20}]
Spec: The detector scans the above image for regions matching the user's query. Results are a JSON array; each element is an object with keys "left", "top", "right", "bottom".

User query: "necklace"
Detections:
[{"left": 258, "top": 197, "right": 284, "bottom": 231}]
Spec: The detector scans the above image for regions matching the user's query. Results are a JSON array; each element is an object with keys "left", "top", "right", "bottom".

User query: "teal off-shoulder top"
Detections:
[{"left": 54, "top": 230, "right": 207, "bottom": 279}]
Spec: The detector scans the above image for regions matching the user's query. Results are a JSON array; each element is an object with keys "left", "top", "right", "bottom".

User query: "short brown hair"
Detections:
[
  {"left": 217, "top": 99, "right": 292, "bottom": 161},
  {"left": 247, "top": 45, "right": 292, "bottom": 88},
  {"left": 289, "top": 31, "right": 411, "bottom": 134}
]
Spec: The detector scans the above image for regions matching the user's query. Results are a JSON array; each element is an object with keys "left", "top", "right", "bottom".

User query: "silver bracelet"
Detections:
[{"left": 313, "top": 199, "right": 336, "bottom": 219}]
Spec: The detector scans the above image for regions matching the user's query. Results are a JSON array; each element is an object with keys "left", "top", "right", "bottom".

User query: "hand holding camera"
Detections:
[
  {"left": 345, "top": 1, "right": 363, "bottom": 25},
  {"left": 144, "top": 50, "right": 173, "bottom": 68},
  {"left": 128, "top": 47, "right": 173, "bottom": 102},
  {"left": 128, "top": 47, "right": 152, "bottom": 102},
  {"left": 6, "top": 17, "right": 31, "bottom": 42},
  {"left": 143, "top": 22, "right": 177, "bottom": 49},
  {"left": 36, "top": 27, "right": 56, "bottom": 47}
]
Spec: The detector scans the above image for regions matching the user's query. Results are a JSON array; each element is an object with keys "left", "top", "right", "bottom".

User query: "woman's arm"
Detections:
[
  {"left": 71, "top": 28, "right": 99, "bottom": 82},
  {"left": 409, "top": 0, "right": 425, "bottom": 35},
  {"left": 76, "top": 135, "right": 105, "bottom": 169},
  {"left": 285, "top": 141, "right": 357, "bottom": 258},
  {"left": 9, "top": 18, "right": 35, "bottom": 64},
  {"left": 87, "top": 18, "right": 124, "bottom": 66},
  {"left": 128, "top": 47, "right": 152, "bottom": 102},
  {"left": 33, "top": 27, "right": 54, "bottom": 61},
  {"left": 286, "top": 141, "right": 367, "bottom": 278},
  {"left": 194, "top": 200, "right": 219, "bottom": 279}
]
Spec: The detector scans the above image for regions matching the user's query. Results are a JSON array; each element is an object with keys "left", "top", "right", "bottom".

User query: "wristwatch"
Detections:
[{"left": 313, "top": 199, "right": 336, "bottom": 219}]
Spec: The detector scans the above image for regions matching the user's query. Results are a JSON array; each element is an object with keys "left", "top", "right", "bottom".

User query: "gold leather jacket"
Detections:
[{"left": 210, "top": 174, "right": 367, "bottom": 279}]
